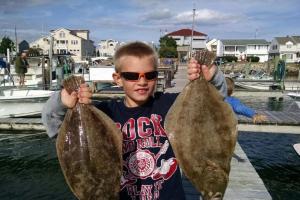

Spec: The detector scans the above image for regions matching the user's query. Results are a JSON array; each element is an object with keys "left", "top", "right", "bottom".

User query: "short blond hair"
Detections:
[
  {"left": 225, "top": 77, "right": 235, "bottom": 96},
  {"left": 113, "top": 41, "right": 158, "bottom": 72}
]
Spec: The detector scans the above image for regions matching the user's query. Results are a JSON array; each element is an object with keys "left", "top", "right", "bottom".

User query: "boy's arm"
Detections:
[
  {"left": 208, "top": 67, "right": 227, "bottom": 97},
  {"left": 225, "top": 97, "right": 256, "bottom": 118},
  {"left": 188, "top": 58, "right": 227, "bottom": 97},
  {"left": 42, "top": 91, "right": 67, "bottom": 138}
]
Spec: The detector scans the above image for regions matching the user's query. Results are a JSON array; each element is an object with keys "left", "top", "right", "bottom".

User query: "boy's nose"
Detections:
[{"left": 137, "top": 76, "right": 147, "bottom": 84}]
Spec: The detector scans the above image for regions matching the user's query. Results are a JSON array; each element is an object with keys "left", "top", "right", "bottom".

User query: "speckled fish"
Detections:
[
  {"left": 56, "top": 76, "right": 122, "bottom": 200},
  {"left": 165, "top": 50, "right": 238, "bottom": 200}
]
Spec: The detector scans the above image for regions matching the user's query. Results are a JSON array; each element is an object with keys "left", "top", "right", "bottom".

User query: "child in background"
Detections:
[
  {"left": 225, "top": 77, "right": 267, "bottom": 123},
  {"left": 42, "top": 42, "right": 227, "bottom": 200}
]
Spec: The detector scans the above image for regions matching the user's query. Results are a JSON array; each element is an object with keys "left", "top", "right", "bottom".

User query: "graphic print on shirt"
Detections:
[{"left": 118, "top": 114, "right": 178, "bottom": 199}]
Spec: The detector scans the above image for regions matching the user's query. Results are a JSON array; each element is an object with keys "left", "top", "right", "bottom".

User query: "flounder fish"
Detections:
[
  {"left": 165, "top": 50, "right": 238, "bottom": 200},
  {"left": 56, "top": 76, "right": 122, "bottom": 200}
]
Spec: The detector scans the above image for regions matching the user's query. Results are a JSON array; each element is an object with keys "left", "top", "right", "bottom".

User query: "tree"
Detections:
[
  {"left": 0, "top": 36, "right": 15, "bottom": 55},
  {"left": 158, "top": 36, "right": 178, "bottom": 58},
  {"left": 27, "top": 47, "right": 41, "bottom": 56}
]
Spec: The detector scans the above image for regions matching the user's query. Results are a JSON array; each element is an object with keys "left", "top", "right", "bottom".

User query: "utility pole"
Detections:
[
  {"left": 255, "top": 28, "right": 258, "bottom": 39},
  {"left": 48, "top": 36, "right": 54, "bottom": 89},
  {"left": 189, "top": 6, "right": 196, "bottom": 58},
  {"left": 15, "top": 25, "right": 18, "bottom": 54}
]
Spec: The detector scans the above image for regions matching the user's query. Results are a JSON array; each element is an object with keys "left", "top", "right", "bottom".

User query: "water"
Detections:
[
  {"left": 239, "top": 132, "right": 300, "bottom": 200},
  {"left": 0, "top": 96, "right": 299, "bottom": 199},
  {"left": 0, "top": 132, "right": 76, "bottom": 200}
]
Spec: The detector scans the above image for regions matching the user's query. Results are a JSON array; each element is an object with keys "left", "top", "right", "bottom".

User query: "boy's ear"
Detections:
[{"left": 112, "top": 72, "right": 123, "bottom": 87}]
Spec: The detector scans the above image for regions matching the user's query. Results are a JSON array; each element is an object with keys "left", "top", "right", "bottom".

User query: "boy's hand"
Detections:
[
  {"left": 188, "top": 58, "right": 217, "bottom": 81},
  {"left": 252, "top": 114, "right": 267, "bottom": 123},
  {"left": 61, "top": 83, "right": 92, "bottom": 108}
]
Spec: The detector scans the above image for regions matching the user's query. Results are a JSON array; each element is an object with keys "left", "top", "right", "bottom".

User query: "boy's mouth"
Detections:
[{"left": 135, "top": 88, "right": 149, "bottom": 95}]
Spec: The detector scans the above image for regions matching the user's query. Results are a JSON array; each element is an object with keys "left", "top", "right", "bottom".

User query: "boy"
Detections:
[
  {"left": 42, "top": 42, "right": 227, "bottom": 199},
  {"left": 225, "top": 77, "right": 267, "bottom": 123}
]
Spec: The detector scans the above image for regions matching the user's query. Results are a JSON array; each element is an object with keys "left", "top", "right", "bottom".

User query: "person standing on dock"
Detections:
[
  {"left": 225, "top": 77, "right": 267, "bottom": 123},
  {"left": 15, "top": 52, "right": 29, "bottom": 86}
]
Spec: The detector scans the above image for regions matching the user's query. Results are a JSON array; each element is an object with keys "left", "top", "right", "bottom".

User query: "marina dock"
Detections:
[{"left": 1, "top": 64, "right": 299, "bottom": 199}]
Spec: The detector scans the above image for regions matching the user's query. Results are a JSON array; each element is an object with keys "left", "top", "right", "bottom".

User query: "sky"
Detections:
[{"left": 0, "top": 0, "right": 299, "bottom": 45}]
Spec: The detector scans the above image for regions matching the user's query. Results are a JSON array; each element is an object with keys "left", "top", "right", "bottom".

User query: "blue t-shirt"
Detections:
[
  {"left": 93, "top": 92, "right": 185, "bottom": 200},
  {"left": 225, "top": 96, "right": 256, "bottom": 118}
]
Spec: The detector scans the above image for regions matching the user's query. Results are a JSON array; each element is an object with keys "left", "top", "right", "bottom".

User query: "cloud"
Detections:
[
  {"left": 0, "top": 0, "right": 55, "bottom": 13},
  {"left": 142, "top": 9, "right": 172, "bottom": 21},
  {"left": 175, "top": 9, "right": 241, "bottom": 25}
]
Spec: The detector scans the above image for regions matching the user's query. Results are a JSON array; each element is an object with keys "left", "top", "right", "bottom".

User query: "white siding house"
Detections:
[
  {"left": 30, "top": 36, "right": 51, "bottom": 55},
  {"left": 166, "top": 28, "right": 207, "bottom": 60},
  {"left": 30, "top": 28, "right": 95, "bottom": 62},
  {"left": 218, "top": 39, "right": 270, "bottom": 62},
  {"left": 269, "top": 36, "right": 300, "bottom": 63},
  {"left": 97, "top": 39, "right": 121, "bottom": 57}
]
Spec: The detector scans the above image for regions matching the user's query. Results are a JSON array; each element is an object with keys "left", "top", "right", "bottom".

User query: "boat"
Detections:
[
  {"left": 235, "top": 81, "right": 300, "bottom": 91},
  {"left": 0, "top": 89, "right": 54, "bottom": 102},
  {"left": 293, "top": 143, "right": 300, "bottom": 156},
  {"left": 287, "top": 92, "right": 300, "bottom": 100},
  {"left": 0, "top": 89, "right": 54, "bottom": 118},
  {"left": 286, "top": 92, "right": 300, "bottom": 109}
]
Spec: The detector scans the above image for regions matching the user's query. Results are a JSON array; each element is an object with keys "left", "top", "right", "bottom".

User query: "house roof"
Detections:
[
  {"left": 275, "top": 37, "right": 294, "bottom": 45},
  {"left": 221, "top": 39, "right": 269, "bottom": 46},
  {"left": 166, "top": 29, "right": 207, "bottom": 37},
  {"left": 291, "top": 36, "right": 300, "bottom": 43},
  {"left": 275, "top": 36, "right": 300, "bottom": 45}
]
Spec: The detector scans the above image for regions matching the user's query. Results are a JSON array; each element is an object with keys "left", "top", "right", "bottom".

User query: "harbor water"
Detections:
[{"left": 0, "top": 96, "right": 299, "bottom": 199}]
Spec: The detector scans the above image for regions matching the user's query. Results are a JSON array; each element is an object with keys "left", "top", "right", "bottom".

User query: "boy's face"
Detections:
[{"left": 113, "top": 55, "right": 157, "bottom": 107}]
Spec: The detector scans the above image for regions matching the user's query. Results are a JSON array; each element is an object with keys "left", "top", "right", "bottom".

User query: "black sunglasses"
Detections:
[{"left": 120, "top": 71, "right": 158, "bottom": 81}]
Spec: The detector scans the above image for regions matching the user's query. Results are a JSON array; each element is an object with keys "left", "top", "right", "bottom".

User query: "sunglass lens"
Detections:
[
  {"left": 145, "top": 71, "right": 158, "bottom": 80},
  {"left": 121, "top": 72, "right": 139, "bottom": 80}
]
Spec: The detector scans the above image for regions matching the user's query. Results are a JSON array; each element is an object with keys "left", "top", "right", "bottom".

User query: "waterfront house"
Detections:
[
  {"left": 18, "top": 40, "right": 29, "bottom": 53},
  {"left": 96, "top": 39, "right": 121, "bottom": 58},
  {"left": 30, "top": 28, "right": 95, "bottom": 62},
  {"left": 206, "top": 39, "right": 218, "bottom": 55},
  {"left": 30, "top": 36, "right": 51, "bottom": 55},
  {"left": 166, "top": 28, "right": 207, "bottom": 61},
  {"left": 217, "top": 39, "right": 270, "bottom": 62},
  {"left": 269, "top": 35, "right": 300, "bottom": 63}
]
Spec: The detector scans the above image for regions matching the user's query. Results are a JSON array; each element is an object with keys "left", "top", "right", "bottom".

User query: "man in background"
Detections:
[{"left": 15, "top": 52, "right": 29, "bottom": 86}]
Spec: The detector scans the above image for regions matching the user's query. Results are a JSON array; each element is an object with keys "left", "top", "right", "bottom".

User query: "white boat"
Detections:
[
  {"left": 235, "top": 81, "right": 300, "bottom": 91},
  {"left": 0, "top": 89, "right": 54, "bottom": 118},
  {"left": 287, "top": 92, "right": 300, "bottom": 100},
  {"left": 234, "top": 81, "right": 281, "bottom": 90},
  {"left": 0, "top": 89, "right": 54, "bottom": 101},
  {"left": 286, "top": 92, "right": 300, "bottom": 109},
  {"left": 293, "top": 143, "right": 300, "bottom": 156}
]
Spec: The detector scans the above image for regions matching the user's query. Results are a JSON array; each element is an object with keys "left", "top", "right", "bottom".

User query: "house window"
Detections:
[
  {"left": 296, "top": 52, "right": 300, "bottom": 58},
  {"left": 71, "top": 40, "right": 78, "bottom": 45},
  {"left": 286, "top": 44, "right": 292, "bottom": 48},
  {"left": 285, "top": 54, "right": 293, "bottom": 59},
  {"left": 272, "top": 45, "right": 277, "bottom": 50},
  {"left": 225, "top": 46, "right": 235, "bottom": 52},
  {"left": 59, "top": 31, "right": 65, "bottom": 38},
  {"left": 248, "top": 45, "right": 255, "bottom": 50}
]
